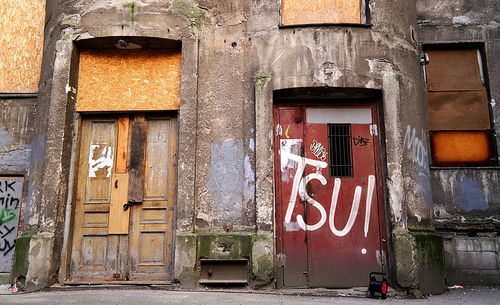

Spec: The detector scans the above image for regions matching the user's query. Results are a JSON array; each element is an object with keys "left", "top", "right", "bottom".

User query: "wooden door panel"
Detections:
[
  {"left": 70, "top": 116, "right": 176, "bottom": 283},
  {"left": 70, "top": 120, "right": 118, "bottom": 280},
  {"left": 128, "top": 117, "right": 176, "bottom": 281}
]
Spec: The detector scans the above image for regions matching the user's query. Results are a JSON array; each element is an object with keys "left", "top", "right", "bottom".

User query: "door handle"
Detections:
[{"left": 123, "top": 201, "right": 142, "bottom": 211}]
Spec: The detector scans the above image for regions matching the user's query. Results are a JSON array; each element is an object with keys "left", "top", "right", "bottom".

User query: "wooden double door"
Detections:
[
  {"left": 69, "top": 114, "right": 176, "bottom": 283},
  {"left": 274, "top": 105, "right": 387, "bottom": 288}
]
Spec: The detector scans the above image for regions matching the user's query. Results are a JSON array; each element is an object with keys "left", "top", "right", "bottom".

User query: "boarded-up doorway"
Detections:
[
  {"left": 274, "top": 103, "right": 387, "bottom": 288},
  {"left": 68, "top": 114, "right": 177, "bottom": 283}
]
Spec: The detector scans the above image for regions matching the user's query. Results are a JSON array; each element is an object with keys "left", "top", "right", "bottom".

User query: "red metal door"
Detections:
[{"left": 275, "top": 105, "right": 386, "bottom": 288}]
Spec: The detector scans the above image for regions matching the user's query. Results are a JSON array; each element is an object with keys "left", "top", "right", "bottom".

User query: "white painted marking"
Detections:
[
  {"left": 297, "top": 173, "right": 327, "bottom": 231},
  {"left": 310, "top": 140, "right": 328, "bottom": 161},
  {"left": 280, "top": 140, "right": 327, "bottom": 224},
  {"left": 364, "top": 175, "right": 376, "bottom": 237},
  {"left": 88, "top": 144, "right": 113, "bottom": 178},
  {"left": 361, "top": 248, "right": 367, "bottom": 255},
  {"left": 329, "top": 179, "right": 361, "bottom": 237},
  {"left": 284, "top": 221, "right": 301, "bottom": 232},
  {"left": 306, "top": 108, "right": 372, "bottom": 124}
]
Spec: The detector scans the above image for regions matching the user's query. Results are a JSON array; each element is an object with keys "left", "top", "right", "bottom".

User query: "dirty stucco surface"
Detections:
[
  {"left": 10, "top": 0, "right": 449, "bottom": 293},
  {"left": 416, "top": 0, "right": 500, "bottom": 286},
  {"left": 0, "top": 100, "right": 36, "bottom": 174},
  {"left": 417, "top": 0, "right": 500, "bottom": 222}
]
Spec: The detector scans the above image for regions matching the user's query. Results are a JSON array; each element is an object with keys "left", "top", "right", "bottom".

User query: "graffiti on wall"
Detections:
[
  {"left": 403, "top": 126, "right": 432, "bottom": 208},
  {"left": 280, "top": 139, "right": 375, "bottom": 237},
  {"left": 0, "top": 177, "right": 23, "bottom": 272}
]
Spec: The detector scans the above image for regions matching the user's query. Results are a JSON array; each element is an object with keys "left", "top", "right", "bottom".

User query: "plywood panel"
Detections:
[
  {"left": 426, "top": 49, "right": 484, "bottom": 92},
  {"left": 0, "top": 1, "right": 46, "bottom": 93},
  {"left": 427, "top": 91, "right": 491, "bottom": 130},
  {"left": 282, "top": 0, "right": 361, "bottom": 25},
  {"left": 108, "top": 173, "right": 130, "bottom": 234},
  {"left": 77, "top": 50, "right": 181, "bottom": 112},
  {"left": 431, "top": 131, "right": 494, "bottom": 165}
]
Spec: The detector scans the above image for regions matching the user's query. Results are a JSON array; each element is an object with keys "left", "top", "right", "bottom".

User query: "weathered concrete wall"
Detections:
[
  {"left": 443, "top": 236, "right": 500, "bottom": 286},
  {"left": 0, "top": 99, "right": 36, "bottom": 283},
  {"left": 0, "top": 99, "right": 36, "bottom": 174},
  {"left": 13, "top": 0, "right": 445, "bottom": 294},
  {"left": 417, "top": 0, "right": 500, "bottom": 286}
]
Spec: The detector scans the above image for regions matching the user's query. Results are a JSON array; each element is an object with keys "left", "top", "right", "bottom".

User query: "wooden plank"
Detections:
[
  {"left": 0, "top": 1, "right": 46, "bottom": 93},
  {"left": 281, "top": 0, "right": 361, "bottom": 26},
  {"left": 76, "top": 50, "right": 181, "bottom": 112},
  {"left": 128, "top": 117, "right": 146, "bottom": 203},
  {"left": 426, "top": 49, "right": 484, "bottom": 92},
  {"left": 108, "top": 173, "right": 130, "bottom": 234},
  {"left": 427, "top": 90, "right": 491, "bottom": 130},
  {"left": 116, "top": 116, "right": 130, "bottom": 173}
]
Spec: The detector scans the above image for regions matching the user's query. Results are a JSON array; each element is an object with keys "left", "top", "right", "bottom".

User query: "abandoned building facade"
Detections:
[{"left": 0, "top": 0, "right": 498, "bottom": 294}]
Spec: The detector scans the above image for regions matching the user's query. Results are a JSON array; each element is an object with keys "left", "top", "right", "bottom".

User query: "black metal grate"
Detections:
[{"left": 328, "top": 124, "right": 353, "bottom": 177}]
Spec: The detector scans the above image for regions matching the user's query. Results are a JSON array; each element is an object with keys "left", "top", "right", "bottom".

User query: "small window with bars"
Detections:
[{"left": 328, "top": 124, "right": 353, "bottom": 177}]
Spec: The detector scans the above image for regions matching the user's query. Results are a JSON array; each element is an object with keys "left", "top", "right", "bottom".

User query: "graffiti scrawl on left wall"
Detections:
[{"left": 0, "top": 177, "right": 23, "bottom": 272}]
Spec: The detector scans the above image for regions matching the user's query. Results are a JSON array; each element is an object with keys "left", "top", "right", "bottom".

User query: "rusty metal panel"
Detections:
[
  {"left": 0, "top": 1, "right": 46, "bottom": 93},
  {"left": 76, "top": 50, "right": 181, "bottom": 112},
  {"left": 427, "top": 91, "right": 491, "bottom": 130},
  {"left": 430, "top": 131, "right": 494, "bottom": 166},
  {"left": 0, "top": 177, "right": 23, "bottom": 272},
  {"left": 127, "top": 118, "right": 146, "bottom": 203},
  {"left": 426, "top": 50, "right": 484, "bottom": 92},
  {"left": 305, "top": 108, "right": 381, "bottom": 287},
  {"left": 281, "top": 0, "right": 361, "bottom": 26},
  {"left": 275, "top": 105, "right": 385, "bottom": 288},
  {"left": 274, "top": 108, "right": 308, "bottom": 288}
]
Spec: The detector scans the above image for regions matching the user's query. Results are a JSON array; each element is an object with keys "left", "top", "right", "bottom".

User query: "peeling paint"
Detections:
[
  {"left": 454, "top": 176, "right": 489, "bottom": 212},
  {"left": 88, "top": 144, "right": 113, "bottom": 178}
]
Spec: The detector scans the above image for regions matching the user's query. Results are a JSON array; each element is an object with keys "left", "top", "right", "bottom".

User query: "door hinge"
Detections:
[{"left": 370, "top": 124, "right": 378, "bottom": 136}]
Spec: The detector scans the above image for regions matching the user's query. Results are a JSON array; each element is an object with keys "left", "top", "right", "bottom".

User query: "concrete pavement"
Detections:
[{"left": 1, "top": 287, "right": 499, "bottom": 305}]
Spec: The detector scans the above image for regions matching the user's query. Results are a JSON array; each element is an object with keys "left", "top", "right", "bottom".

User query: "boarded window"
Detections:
[
  {"left": 281, "top": 0, "right": 362, "bottom": 26},
  {"left": 76, "top": 49, "right": 181, "bottom": 112},
  {"left": 0, "top": 1, "right": 46, "bottom": 93},
  {"left": 425, "top": 49, "right": 496, "bottom": 166}
]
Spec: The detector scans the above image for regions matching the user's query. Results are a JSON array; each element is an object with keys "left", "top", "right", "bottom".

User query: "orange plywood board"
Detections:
[
  {"left": 77, "top": 50, "right": 181, "bottom": 112},
  {"left": 282, "top": 0, "right": 361, "bottom": 25},
  {"left": 431, "top": 131, "right": 493, "bottom": 165},
  {"left": 0, "top": 0, "right": 46, "bottom": 93}
]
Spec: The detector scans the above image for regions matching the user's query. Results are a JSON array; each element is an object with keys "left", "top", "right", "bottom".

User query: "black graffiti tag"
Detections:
[
  {"left": 0, "top": 239, "right": 15, "bottom": 256},
  {"left": 352, "top": 136, "right": 370, "bottom": 146}
]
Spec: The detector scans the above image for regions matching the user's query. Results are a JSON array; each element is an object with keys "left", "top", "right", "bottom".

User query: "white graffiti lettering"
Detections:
[
  {"left": 281, "top": 139, "right": 375, "bottom": 237},
  {"left": 310, "top": 140, "right": 328, "bottom": 161}
]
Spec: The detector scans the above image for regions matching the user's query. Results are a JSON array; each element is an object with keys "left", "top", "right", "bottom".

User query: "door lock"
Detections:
[{"left": 123, "top": 201, "right": 142, "bottom": 211}]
